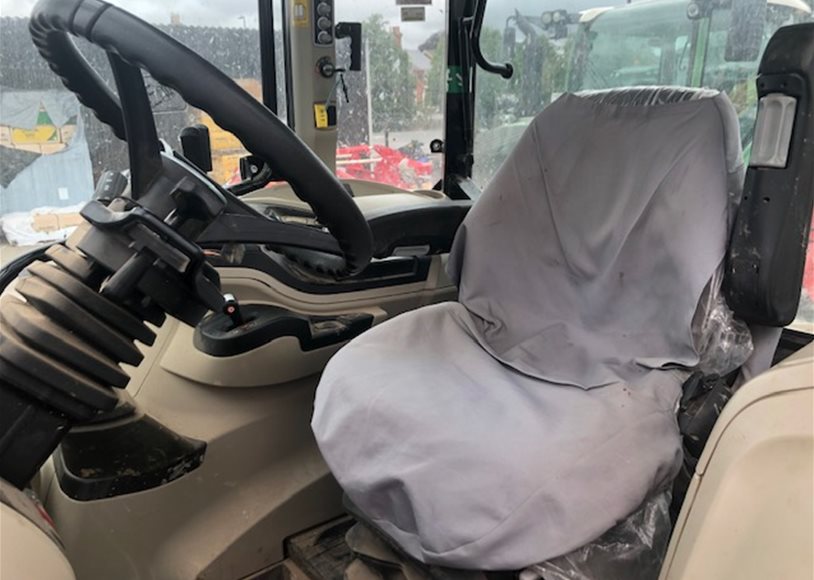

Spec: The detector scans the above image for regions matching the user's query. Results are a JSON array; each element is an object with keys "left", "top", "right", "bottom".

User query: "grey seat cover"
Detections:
[{"left": 313, "top": 90, "right": 746, "bottom": 570}]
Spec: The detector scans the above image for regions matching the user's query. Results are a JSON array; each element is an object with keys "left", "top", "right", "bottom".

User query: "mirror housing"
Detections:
[{"left": 335, "top": 22, "right": 362, "bottom": 71}]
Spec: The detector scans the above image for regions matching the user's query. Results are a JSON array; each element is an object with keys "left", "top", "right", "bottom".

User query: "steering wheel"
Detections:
[{"left": 29, "top": 0, "right": 373, "bottom": 277}]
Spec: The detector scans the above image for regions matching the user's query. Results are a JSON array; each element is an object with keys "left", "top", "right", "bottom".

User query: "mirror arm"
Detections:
[{"left": 469, "top": 0, "right": 514, "bottom": 79}]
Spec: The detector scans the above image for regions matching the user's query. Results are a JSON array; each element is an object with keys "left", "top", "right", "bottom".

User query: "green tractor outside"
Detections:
[{"left": 474, "top": 0, "right": 812, "bottom": 184}]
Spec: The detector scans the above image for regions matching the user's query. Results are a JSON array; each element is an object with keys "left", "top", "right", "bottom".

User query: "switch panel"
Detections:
[{"left": 313, "top": 0, "right": 334, "bottom": 45}]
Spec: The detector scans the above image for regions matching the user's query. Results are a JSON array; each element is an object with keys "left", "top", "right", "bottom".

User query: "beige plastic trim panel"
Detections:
[
  {"left": 660, "top": 343, "right": 814, "bottom": 580},
  {"left": 288, "top": 0, "right": 336, "bottom": 169},
  {"left": 43, "top": 255, "right": 456, "bottom": 580},
  {"left": 0, "top": 503, "right": 76, "bottom": 580},
  {"left": 159, "top": 255, "right": 454, "bottom": 387}
]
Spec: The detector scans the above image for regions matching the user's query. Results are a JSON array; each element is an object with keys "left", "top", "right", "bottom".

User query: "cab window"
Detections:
[{"left": 471, "top": 0, "right": 813, "bottom": 331}]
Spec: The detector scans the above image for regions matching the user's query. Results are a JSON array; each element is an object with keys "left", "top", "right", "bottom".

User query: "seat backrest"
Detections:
[{"left": 448, "top": 86, "right": 747, "bottom": 388}]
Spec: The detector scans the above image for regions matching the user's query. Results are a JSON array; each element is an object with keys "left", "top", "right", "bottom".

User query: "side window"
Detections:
[
  {"left": 472, "top": 8, "right": 572, "bottom": 187},
  {"left": 333, "top": 5, "right": 446, "bottom": 191}
]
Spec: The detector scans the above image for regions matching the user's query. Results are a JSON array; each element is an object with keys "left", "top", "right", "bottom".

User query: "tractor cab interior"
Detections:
[{"left": 0, "top": 1, "right": 812, "bottom": 580}]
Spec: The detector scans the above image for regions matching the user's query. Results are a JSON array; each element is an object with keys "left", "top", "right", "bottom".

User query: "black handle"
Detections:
[
  {"left": 194, "top": 304, "right": 374, "bottom": 357},
  {"left": 180, "top": 125, "right": 214, "bottom": 173},
  {"left": 470, "top": 0, "right": 513, "bottom": 79}
]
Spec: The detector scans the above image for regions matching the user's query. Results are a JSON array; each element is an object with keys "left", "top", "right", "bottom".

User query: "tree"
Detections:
[{"left": 365, "top": 15, "right": 416, "bottom": 133}]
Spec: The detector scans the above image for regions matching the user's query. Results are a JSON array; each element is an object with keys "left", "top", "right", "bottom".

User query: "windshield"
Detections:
[
  {"left": 0, "top": 0, "right": 277, "bottom": 251},
  {"left": 569, "top": 0, "right": 810, "bottom": 146},
  {"left": 570, "top": 0, "right": 696, "bottom": 91}
]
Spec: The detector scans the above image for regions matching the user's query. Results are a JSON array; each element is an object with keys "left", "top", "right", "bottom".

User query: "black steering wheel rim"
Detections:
[{"left": 29, "top": 0, "right": 373, "bottom": 277}]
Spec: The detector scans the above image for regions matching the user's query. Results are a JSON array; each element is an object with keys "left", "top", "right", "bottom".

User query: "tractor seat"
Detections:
[{"left": 312, "top": 87, "right": 772, "bottom": 571}]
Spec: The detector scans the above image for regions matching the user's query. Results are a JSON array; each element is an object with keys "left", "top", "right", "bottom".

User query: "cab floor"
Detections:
[{"left": 248, "top": 517, "right": 356, "bottom": 580}]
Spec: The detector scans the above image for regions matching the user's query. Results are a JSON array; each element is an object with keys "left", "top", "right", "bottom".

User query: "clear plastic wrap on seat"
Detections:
[
  {"left": 519, "top": 492, "right": 672, "bottom": 580},
  {"left": 694, "top": 268, "right": 753, "bottom": 377}
]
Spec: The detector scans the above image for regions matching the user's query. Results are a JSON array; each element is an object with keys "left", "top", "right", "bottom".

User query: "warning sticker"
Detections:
[
  {"left": 401, "top": 6, "right": 426, "bottom": 22},
  {"left": 293, "top": 0, "right": 308, "bottom": 27},
  {"left": 447, "top": 66, "right": 464, "bottom": 94},
  {"left": 314, "top": 103, "right": 329, "bottom": 129}
]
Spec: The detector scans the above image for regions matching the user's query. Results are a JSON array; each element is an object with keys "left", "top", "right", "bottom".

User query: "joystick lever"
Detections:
[{"left": 222, "top": 293, "right": 244, "bottom": 328}]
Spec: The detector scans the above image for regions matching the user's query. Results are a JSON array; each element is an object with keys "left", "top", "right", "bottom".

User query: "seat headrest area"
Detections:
[{"left": 577, "top": 86, "right": 720, "bottom": 106}]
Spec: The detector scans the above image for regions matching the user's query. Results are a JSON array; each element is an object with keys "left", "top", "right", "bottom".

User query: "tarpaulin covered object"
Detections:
[{"left": 0, "top": 89, "right": 94, "bottom": 215}]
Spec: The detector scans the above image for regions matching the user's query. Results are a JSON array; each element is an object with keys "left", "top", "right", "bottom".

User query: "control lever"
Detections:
[
  {"left": 179, "top": 124, "right": 213, "bottom": 173},
  {"left": 222, "top": 293, "right": 245, "bottom": 328},
  {"left": 337, "top": 72, "right": 349, "bottom": 103},
  {"left": 94, "top": 170, "right": 129, "bottom": 201}
]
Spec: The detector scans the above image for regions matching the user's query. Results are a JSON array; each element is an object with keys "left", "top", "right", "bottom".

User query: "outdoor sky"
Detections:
[{"left": 0, "top": 0, "right": 620, "bottom": 49}]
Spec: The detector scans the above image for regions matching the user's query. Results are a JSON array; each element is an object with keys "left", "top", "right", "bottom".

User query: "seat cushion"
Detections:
[{"left": 313, "top": 302, "right": 683, "bottom": 570}]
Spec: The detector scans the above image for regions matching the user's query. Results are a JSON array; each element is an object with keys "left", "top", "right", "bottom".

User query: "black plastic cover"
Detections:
[
  {"left": 54, "top": 412, "right": 206, "bottom": 501},
  {"left": 0, "top": 386, "right": 72, "bottom": 489},
  {"left": 194, "top": 304, "right": 373, "bottom": 357},
  {"left": 366, "top": 201, "right": 471, "bottom": 259},
  {"left": 180, "top": 124, "right": 214, "bottom": 173},
  {"left": 725, "top": 23, "right": 814, "bottom": 326}
]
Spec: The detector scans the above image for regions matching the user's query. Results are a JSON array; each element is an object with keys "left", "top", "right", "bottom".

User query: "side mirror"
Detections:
[
  {"left": 335, "top": 22, "right": 362, "bottom": 71},
  {"left": 725, "top": 0, "right": 767, "bottom": 62}
]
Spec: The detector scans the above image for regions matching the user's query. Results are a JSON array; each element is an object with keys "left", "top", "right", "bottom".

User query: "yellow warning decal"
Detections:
[
  {"left": 314, "top": 103, "right": 329, "bottom": 129},
  {"left": 293, "top": 0, "right": 309, "bottom": 28},
  {"left": 11, "top": 125, "right": 59, "bottom": 145}
]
